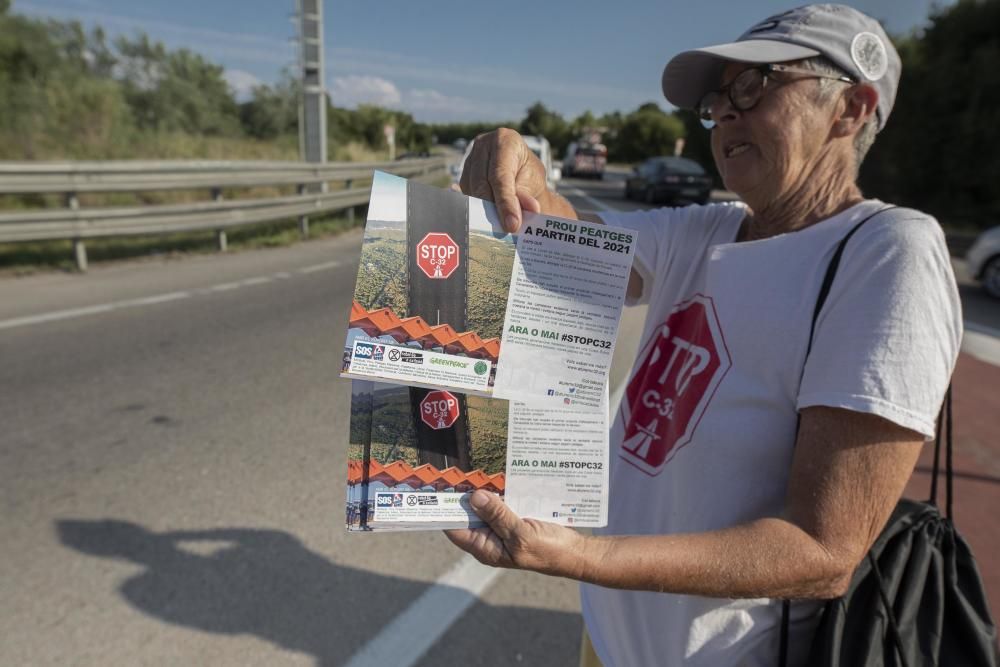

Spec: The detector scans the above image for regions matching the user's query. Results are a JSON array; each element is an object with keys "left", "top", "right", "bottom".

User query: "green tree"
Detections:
[
  {"left": 520, "top": 101, "right": 571, "bottom": 153},
  {"left": 240, "top": 74, "right": 299, "bottom": 140},
  {"left": 116, "top": 34, "right": 240, "bottom": 136},
  {"left": 860, "top": 0, "right": 1000, "bottom": 229},
  {"left": 612, "top": 102, "right": 684, "bottom": 163},
  {"left": 0, "top": 13, "right": 133, "bottom": 158}
]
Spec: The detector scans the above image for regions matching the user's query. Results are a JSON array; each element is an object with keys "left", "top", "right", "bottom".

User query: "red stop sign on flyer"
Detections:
[
  {"left": 416, "top": 233, "right": 460, "bottom": 279},
  {"left": 420, "top": 390, "right": 460, "bottom": 430},
  {"left": 619, "top": 296, "right": 731, "bottom": 476}
]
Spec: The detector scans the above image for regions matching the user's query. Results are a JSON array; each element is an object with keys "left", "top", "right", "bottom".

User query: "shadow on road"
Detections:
[{"left": 56, "top": 519, "right": 581, "bottom": 667}]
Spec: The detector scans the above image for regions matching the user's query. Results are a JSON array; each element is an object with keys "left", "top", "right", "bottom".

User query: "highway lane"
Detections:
[{"left": 0, "top": 232, "right": 580, "bottom": 666}]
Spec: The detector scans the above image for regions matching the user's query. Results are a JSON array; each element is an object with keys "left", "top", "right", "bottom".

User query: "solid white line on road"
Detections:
[
  {"left": 342, "top": 555, "right": 503, "bottom": 667},
  {"left": 299, "top": 260, "right": 343, "bottom": 274},
  {"left": 273, "top": 271, "right": 293, "bottom": 280}
]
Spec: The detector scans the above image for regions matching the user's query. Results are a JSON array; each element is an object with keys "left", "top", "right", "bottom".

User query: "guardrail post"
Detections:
[
  {"left": 297, "top": 184, "right": 310, "bottom": 239},
  {"left": 73, "top": 239, "right": 88, "bottom": 272},
  {"left": 211, "top": 188, "right": 227, "bottom": 252},
  {"left": 345, "top": 179, "right": 355, "bottom": 224},
  {"left": 64, "top": 192, "right": 88, "bottom": 271}
]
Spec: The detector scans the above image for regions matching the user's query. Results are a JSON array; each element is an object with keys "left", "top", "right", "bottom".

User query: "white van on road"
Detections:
[{"left": 452, "top": 135, "right": 561, "bottom": 190}]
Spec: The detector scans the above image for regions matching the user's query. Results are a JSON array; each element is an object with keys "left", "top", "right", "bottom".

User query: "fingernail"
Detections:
[
  {"left": 470, "top": 491, "right": 489, "bottom": 509},
  {"left": 505, "top": 214, "right": 519, "bottom": 232}
]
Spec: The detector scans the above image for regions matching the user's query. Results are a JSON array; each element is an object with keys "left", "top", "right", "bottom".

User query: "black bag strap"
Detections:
[
  {"left": 804, "top": 206, "right": 897, "bottom": 358},
  {"left": 929, "top": 384, "right": 955, "bottom": 518},
  {"left": 779, "top": 205, "right": 897, "bottom": 666}
]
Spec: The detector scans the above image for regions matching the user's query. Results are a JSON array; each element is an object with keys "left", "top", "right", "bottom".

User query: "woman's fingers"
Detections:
[
  {"left": 468, "top": 490, "right": 521, "bottom": 542},
  {"left": 458, "top": 129, "right": 549, "bottom": 234}
]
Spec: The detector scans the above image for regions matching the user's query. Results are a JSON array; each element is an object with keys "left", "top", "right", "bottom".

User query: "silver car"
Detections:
[{"left": 966, "top": 225, "right": 1000, "bottom": 298}]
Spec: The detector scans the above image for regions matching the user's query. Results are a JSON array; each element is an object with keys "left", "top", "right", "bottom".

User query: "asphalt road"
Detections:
[
  {"left": 1, "top": 173, "right": 997, "bottom": 666},
  {"left": 0, "top": 232, "right": 579, "bottom": 666}
]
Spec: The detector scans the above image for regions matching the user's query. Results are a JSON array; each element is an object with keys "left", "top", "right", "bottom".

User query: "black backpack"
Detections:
[{"left": 779, "top": 209, "right": 1000, "bottom": 667}]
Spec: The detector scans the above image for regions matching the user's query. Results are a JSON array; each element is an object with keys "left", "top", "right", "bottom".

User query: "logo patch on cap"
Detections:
[{"left": 851, "top": 32, "right": 888, "bottom": 81}]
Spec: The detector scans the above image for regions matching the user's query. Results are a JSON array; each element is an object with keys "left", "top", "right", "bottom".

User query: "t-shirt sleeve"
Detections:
[
  {"left": 597, "top": 203, "right": 746, "bottom": 306},
  {"left": 797, "top": 212, "right": 962, "bottom": 439}
]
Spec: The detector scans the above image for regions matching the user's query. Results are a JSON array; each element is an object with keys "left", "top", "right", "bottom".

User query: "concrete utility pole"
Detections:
[{"left": 297, "top": 0, "right": 327, "bottom": 164}]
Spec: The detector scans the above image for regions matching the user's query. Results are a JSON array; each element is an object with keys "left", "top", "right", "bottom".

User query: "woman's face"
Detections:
[{"left": 709, "top": 62, "right": 834, "bottom": 205}]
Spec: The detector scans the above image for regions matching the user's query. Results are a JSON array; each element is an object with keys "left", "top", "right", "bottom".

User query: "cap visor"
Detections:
[{"left": 662, "top": 40, "right": 820, "bottom": 108}]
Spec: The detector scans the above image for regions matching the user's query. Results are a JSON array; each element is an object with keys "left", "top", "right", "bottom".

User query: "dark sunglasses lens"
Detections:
[{"left": 731, "top": 68, "right": 764, "bottom": 110}]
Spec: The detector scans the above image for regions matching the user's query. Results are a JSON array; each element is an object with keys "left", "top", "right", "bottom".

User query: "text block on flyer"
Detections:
[
  {"left": 503, "top": 389, "right": 610, "bottom": 527},
  {"left": 492, "top": 214, "right": 634, "bottom": 410}
]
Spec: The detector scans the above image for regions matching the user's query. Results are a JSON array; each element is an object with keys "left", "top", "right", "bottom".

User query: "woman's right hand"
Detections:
[{"left": 459, "top": 128, "right": 568, "bottom": 233}]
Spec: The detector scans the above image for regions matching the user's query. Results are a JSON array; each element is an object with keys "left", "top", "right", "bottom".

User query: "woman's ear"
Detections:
[{"left": 833, "top": 83, "right": 879, "bottom": 137}]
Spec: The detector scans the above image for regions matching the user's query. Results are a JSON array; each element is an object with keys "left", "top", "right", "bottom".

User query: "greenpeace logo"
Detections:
[{"left": 430, "top": 358, "right": 468, "bottom": 369}]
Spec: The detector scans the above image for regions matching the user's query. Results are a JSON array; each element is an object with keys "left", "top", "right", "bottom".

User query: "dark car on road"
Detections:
[{"left": 624, "top": 156, "right": 713, "bottom": 205}]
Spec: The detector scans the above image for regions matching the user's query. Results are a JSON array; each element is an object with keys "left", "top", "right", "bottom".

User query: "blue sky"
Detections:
[{"left": 15, "top": 0, "right": 954, "bottom": 123}]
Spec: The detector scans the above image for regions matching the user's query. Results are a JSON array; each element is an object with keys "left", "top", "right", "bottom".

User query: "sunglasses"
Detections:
[{"left": 697, "top": 64, "right": 855, "bottom": 129}]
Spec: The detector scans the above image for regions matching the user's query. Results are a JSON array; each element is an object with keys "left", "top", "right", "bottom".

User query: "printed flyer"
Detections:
[
  {"left": 340, "top": 171, "right": 633, "bottom": 410},
  {"left": 346, "top": 379, "right": 608, "bottom": 531}
]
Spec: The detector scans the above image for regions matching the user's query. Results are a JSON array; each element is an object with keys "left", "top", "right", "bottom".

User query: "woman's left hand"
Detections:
[{"left": 445, "top": 489, "right": 591, "bottom": 578}]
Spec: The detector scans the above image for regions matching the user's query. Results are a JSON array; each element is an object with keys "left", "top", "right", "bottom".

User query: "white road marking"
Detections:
[
  {"left": 0, "top": 261, "right": 347, "bottom": 332},
  {"left": 962, "top": 322, "right": 1000, "bottom": 368},
  {"left": 342, "top": 555, "right": 503, "bottom": 667},
  {"left": 299, "top": 260, "right": 342, "bottom": 274},
  {"left": 119, "top": 292, "right": 191, "bottom": 307},
  {"left": 565, "top": 186, "right": 616, "bottom": 214},
  {"left": 0, "top": 304, "right": 115, "bottom": 331},
  {"left": 965, "top": 320, "right": 1000, "bottom": 338},
  {"left": 240, "top": 276, "right": 272, "bottom": 287},
  {"left": 208, "top": 282, "right": 242, "bottom": 292}
]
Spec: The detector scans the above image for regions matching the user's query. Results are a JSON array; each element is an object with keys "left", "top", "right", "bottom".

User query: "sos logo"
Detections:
[
  {"left": 376, "top": 493, "right": 403, "bottom": 507},
  {"left": 354, "top": 342, "right": 384, "bottom": 361}
]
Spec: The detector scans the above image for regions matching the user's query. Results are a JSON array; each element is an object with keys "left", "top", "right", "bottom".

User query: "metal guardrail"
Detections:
[{"left": 0, "top": 157, "right": 447, "bottom": 270}]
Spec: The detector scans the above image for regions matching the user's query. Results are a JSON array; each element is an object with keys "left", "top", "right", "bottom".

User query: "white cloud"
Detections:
[
  {"left": 224, "top": 69, "right": 262, "bottom": 101},
  {"left": 406, "top": 88, "right": 472, "bottom": 112},
  {"left": 326, "top": 75, "right": 522, "bottom": 121},
  {"left": 329, "top": 75, "right": 402, "bottom": 108}
]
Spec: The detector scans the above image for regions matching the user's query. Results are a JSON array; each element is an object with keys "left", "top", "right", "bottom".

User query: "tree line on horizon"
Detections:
[{"left": 0, "top": 0, "right": 996, "bottom": 229}]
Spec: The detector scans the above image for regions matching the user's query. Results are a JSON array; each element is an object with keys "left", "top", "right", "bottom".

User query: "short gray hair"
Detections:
[{"left": 797, "top": 56, "right": 878, "bottom": 173}]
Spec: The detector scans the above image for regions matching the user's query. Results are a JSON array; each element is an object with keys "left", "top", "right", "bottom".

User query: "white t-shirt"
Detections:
[{"left": 580, "top": 200, "right": 962, "bottom": 667}]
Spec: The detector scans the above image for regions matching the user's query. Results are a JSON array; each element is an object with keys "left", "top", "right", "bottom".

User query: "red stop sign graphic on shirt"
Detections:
[
  {"left": 416, "top": 233, "right": 460, "bottom": 279},
  {"left": 420, "top": 390, "right": 460, "bottom": 430},
  {"left": 619, "top": 295, "right": 731, "bottom": 475}
]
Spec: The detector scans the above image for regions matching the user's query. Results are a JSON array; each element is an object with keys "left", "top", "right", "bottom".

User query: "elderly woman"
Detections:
[{"left": 448, "top": 4, "right": 961, "bottom": 666}]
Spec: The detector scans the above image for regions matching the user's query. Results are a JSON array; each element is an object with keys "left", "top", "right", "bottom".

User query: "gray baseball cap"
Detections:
[{"left": 661, "top": 4, "right": 901, "bottom": 131}]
